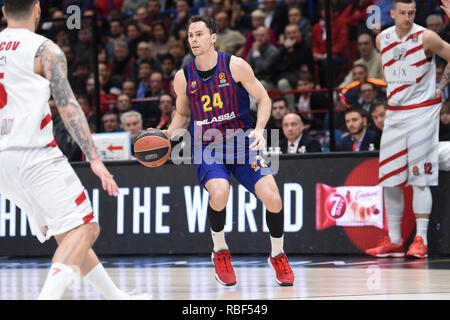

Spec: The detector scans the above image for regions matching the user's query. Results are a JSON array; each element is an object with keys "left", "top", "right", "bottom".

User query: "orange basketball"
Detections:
[{"left": 134, "top": 129, "right": 171, "bottom": 167}]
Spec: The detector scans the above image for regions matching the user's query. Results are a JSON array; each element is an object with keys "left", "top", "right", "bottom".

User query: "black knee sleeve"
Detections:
[
  {"left": 266, "top": 209, "right": 284, "bottom": 238},
  {"left": 208, "top": 204, "right": 226, "bottom": 232}
]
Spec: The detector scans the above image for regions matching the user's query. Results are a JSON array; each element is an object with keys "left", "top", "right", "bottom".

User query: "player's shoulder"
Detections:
[{"left": 229, "top": 55, "right": 252, "bottom": 81}]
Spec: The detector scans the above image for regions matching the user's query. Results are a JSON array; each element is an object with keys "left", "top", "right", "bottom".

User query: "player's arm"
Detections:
[
  {"left": 230, "top": 56, "right": 271, "bottom": 150},
  {"left": 35, "top": 40, "right": 118, "bottom": 196},
  {"left": 375, "top": 33, "right": 386, "bottom": 80},
  {"left": 441, "top": 0, "right": 450, "bottom": 18},
  {"left": 423, "top": 30, "right": 450, "bottom": 93},
  {"left": 165, "top": 69, "right": 191, "bottom": 139}
]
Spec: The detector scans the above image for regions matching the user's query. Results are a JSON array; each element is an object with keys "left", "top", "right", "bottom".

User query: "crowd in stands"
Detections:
[{"left": 3, "top": 0, "right": 450, "bottom": 160}]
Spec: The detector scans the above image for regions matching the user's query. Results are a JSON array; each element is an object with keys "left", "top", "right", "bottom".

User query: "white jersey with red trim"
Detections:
[
  {"left": 380, "top": 24, "right": 437, "bottom": 108},
  {"left": 0, "top": 28, "right": 53, "bottom": 151}
]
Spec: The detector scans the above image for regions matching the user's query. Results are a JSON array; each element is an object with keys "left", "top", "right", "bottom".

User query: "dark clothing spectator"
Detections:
[
  {"left": 280, "top": 133, "right": 322, "bottom": 153},
  {"left": 109, "top": 55, "right": 136, "bottom": 80},
  {"left": 340, "top": 128, "right": 378, "bottom": 152},
  {"left": 247, "top": 43, "right": 279, "bottom": 83}
]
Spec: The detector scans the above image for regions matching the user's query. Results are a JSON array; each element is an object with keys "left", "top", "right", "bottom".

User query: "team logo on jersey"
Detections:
[
  {"left": 0, "top": 56, "right": 6, "bottom": 66},
  {"left": 251, "top": 155, "right": 270, "bottom": 172},
  {"left": 386, "top": 33, "right": 390, "bottom": 39},
  {"left": 411, "top": 33, "right": 419, "bottom": 42},
  {"left": 412, "top": 166, "right": 420, "bottom": 176},
  {"left": 218, "top": 72, "right": 229, "bottom": 88},
  {"left": 190, "top": 81, "right": 198, "bottom": 94}
]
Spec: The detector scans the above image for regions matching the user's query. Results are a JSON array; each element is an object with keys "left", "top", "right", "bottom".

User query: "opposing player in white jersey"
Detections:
[
  {"left": 365, "top": 0, "right": 450, "bottom": 259},
  {"left": 0, "top": 0, "right": 150, "bottom": 299}
]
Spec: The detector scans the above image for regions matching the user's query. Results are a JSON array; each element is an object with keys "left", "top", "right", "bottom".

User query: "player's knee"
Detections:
[
  {"left": 83, "top": 222, "right": 100, "bottom": 243},
  {"left": 266, "top": 194, "right": 282, "bottom": 213},
  {"left": 209, "top": 189, "right": 230, "bottom": 211}
]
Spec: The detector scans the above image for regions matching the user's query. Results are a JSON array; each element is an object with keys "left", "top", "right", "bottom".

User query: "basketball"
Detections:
[{"left": 134, "top": 129, "right": 171, "bottom": 167}]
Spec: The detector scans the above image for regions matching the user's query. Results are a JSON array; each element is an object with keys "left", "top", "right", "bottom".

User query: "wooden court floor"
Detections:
[{"left": 1, "top": 255, "right": 450, "bottom": 300}]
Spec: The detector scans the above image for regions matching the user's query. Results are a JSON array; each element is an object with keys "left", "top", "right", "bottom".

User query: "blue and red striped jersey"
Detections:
[{"left": 184, "top": 51, "right": 254, "bottom": 146}]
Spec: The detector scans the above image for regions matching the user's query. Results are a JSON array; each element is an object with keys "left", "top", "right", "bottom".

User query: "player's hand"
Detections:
[
  {"left": 441, "top": 0, "right": 450, "bottom": 18},
  {"left": 248, "top": 129, "right": 266, "bottom": 151},
  {"left": 90, "top": 158, "right": 119, "bottom": 197}
]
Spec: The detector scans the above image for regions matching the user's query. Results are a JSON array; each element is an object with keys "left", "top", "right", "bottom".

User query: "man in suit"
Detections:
[
  {"left": 340, "top": 107, "right": 378, "bottom": 152},
  {"left": 280, "top": 113, "right": 322, "bottom": 153}
]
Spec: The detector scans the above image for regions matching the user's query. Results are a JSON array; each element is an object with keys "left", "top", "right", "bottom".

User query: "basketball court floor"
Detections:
[{"left": 1, "top": 255, "right": 450, "bottom": 300}]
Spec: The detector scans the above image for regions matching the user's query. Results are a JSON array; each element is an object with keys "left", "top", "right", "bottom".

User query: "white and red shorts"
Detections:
[
  {"left": 378, "top": 99, "right": 441, "bottom": 187},
  {"left": 0, "top": 146, "right": 94, "bottom": 243}
]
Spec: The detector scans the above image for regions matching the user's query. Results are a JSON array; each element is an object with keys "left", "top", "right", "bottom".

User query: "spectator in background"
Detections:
[
  {"left": 149, "top": 21, "right": 176, "bottom": 58},
  {"left": 266, "top": 97, "right": 290, "bottom": 147},
  {"left": 272, "top": 24, "right": 313, "bottom": 109},
  {"left": 295, "top": 71, "right": 327, "bottom": 131},
  {"left": 126, "top": 22, "right": 147, "bottom": 58},
  {"left": 77, "top": 94, "right": 97, "bottom": 133},
  {"left": 121, "top": 0, "right": 148, "bottom": 14},
  {"left": 135, "top": 7, "right": 152, "bottom": 37},
  {"left": 136, "top": 59, "right": 153, "bottom": 99},
  {"left": 242, "top": 9, "right": 278, "bottom": 59},
  {"left": 122, "top": 80, "right": 137, "bottom": 100},
  {"left": 102, "top": 111, "right": 123, "bottom": 133},
  {"left": 369, "top": 100, "right": 387, "bottom": 149},
  {"left": 106, "top": 19, "right": 126, "bottom": 60},
  {"left": 312, "top": 4, "right": 348, "bottom": 87},
  {"left": 437, "top": 60, "right": 450, "bottom": 101},
  {"left": 339, "top": 64, "right": 386, "bottom": 108},
  {"left": 69, "top": 59, "right": 91, "bottom": 95},
  {"left": 114, "top": 94, "right": 134, "bottom": 119},
  {"left": 109, "top": 40, "right": 136, "bottom": 80},
  {"left": 146, "top": 0, "right": 171, "bottom": 30},
  {"left": 156, "top": 93, "right": 175, "bottom": 130},
  {"left": 339, "top": 32, "right": 383, "bottom": 88},
  {"left": 247, "top": 26, "right": 279, "bottom": 88},
  {"left": 440, "top": 101, "right": 450, "bottom": 141},
  {"left": 131, "top": 41, "right": 161, "bottom": 82},
  {"left": 286, "top": 6, "right": 312, "bottom": 48},
  {"left": 215, "top": 11, "right": 247, "bottom": 56},
  {"left": 121, "top": 111, "right": 143, "bottom": 154},
  {"left": 170, "top": 0, "right": 192, "bottom": 40},
  {"left": 280, "top": 113, "right": 322, "bottom": 153},
  {"left": 167, "top": 40, "right": 186, "bottom": 69},
  {"left": 160, "top": 53, "right": 177, "bottom": 92},
  {"left": 99, "top": 62, "right": 123, "bottom": 98},
  {"left": 73, "top": 28, "right": 93, "bottom": 66},
  {"left": 359, "top": 82, "right": 381, "bottom": 112},
  {"left": 96, "top": 0, "right": 125, "bottom": 16},
  {"left": 229, "top": 0, "right": 252, "bottom": 35},
  {"left": 426, "top": 13, "right": 445, "bottom": 34},
  {"left": 55, "top": 29, "right": 69, "bottom": 48},
  {"left": 263, "top": 0, "right": 289, "bottom": 37},
  {"left": 341, "top": 107, "right": 378, "bottom": 152},
  {"left": 201, "top": 0, "right": 227, "bottom": 18},
  {"left": 138, "top": 72, "right": 166, "bottom": 128}
]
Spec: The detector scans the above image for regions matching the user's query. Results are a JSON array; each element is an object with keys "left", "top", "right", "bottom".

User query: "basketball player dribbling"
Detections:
[
  {"left": 0, "top": 0, "right": 151, "bottom": 299},
  {"left": 365, "top": 0, "right": 450, "bottom": 258},
  {"left": 165, "top": 16, "right": 294, "bottom": 286}
]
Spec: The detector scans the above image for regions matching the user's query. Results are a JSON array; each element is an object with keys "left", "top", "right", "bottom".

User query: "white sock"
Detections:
[
  {"left": 37, "top": 263, "right": 75, "bottom": 300},
  {"left": 84, "top": 263, "right": 128, "bottom": 300},
  {"left": 211, "top": 228, "right": 228, "bottom": 252},
  {"left": 270, "top": 235, "right": 284, "bottom": 258},
  {"left": 416, "top": 218, "right": 429, "bottom": 245},
  {"left": 384, "top": 187, "right": 404, "bottom": 245}
]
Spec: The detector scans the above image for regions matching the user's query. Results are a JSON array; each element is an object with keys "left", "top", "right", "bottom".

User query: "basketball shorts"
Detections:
[
  {"left": 0, "top": 147, "right": 94, "bottom": 243},
  {"left": 193, "top": 138, "right": 275, "bottom": 194},
  {"left": 378, "top": 104, "right": 441, "bottom": 187}
]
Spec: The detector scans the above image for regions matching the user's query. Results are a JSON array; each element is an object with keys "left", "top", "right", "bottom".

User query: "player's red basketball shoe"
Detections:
[
  {"left": 268, "top": 253, "right": 294, "bottom": 286},
  {"left": 406, "top": 236, "right": 428, "bottom": 258},
  {"left": 211, "top": 250, "right": 236, "bottom": 286},
  {"left": 365, "top": 236, "right": 405, "bottom": 257}
]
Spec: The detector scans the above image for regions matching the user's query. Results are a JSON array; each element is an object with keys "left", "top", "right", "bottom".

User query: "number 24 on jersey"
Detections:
[{"left": 201, "top": 93, "right": 223, "bottom": 112}]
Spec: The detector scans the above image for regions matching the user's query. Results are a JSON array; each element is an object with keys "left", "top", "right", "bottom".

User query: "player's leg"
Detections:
[
  {"left": 38, "top": 222, "right": 100, "bottom": 300},
  {"left": 405, "top": 108, "right": 440, "bottom": 258},
  {"left": 254, "top": 174, "right": 283, "bottom": 257},
  {"left": 205, "top": 178, "right": 231, "bottom": 253},
  {"left": 366, "top": 124, "right": 407, "bottom": 257},
  {"left": 198, "top": 163, "right": 236, "bottom": 286}
]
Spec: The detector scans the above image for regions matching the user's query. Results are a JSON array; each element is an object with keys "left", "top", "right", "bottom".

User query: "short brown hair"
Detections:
[
  {"left": 3, "top": 0, "right": 38, "bottom": 19},
  {"left": 187, "top": 15, "right": 218, "bottom": 34}
]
